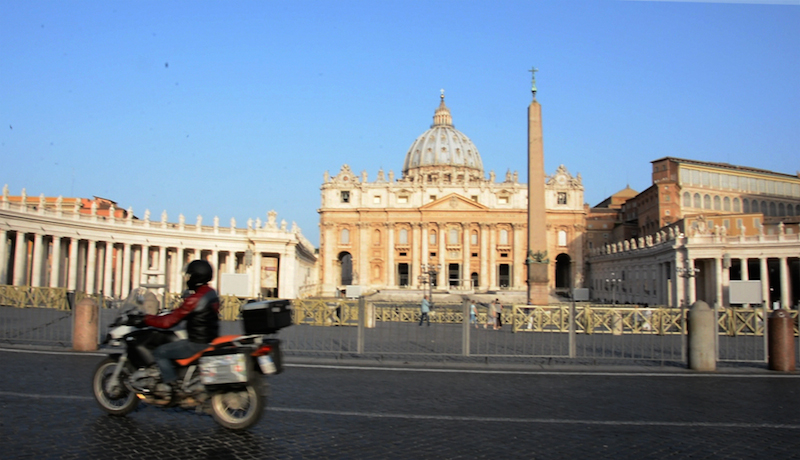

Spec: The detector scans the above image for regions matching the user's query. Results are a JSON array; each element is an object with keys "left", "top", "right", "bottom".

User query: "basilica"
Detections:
[{"left": 317, "top": 92, "right": 586, "bottom": 298}]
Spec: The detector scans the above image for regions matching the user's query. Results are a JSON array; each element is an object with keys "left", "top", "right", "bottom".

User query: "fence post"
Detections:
[
  {"left": 569, "top": 301, "right": 576, "bottom": 358},
  {"left": 73, "top": 297, "right": 99, "bottom": 352},
  {"left": 688, "top": 300, "right": 716, "bottom": 371},
  {"left": 462, "top": 299, "right": 470, "bottom": 356},
  {"left": 357, "top": 296, "right": 365, "bottom": 354}
]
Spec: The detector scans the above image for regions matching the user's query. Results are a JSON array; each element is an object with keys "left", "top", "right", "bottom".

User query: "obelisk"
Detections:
[{"left": 526, "top": 67, "right": 550, "bottom": 305}]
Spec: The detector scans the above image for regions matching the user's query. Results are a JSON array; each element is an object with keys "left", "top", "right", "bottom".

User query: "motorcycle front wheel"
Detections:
[
  {"left": 92, "top": 357, "right": 139, "bottom": 416},
  {"left": 210, "top": 378, "right": 265, "bottom": 430}
]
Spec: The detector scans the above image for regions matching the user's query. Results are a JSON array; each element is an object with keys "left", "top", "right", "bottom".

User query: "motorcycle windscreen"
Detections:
[{"left": 199, "top": 353, "right": 249, "bottom": 385}]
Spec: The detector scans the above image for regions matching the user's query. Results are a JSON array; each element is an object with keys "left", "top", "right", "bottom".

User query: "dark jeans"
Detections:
[
  {"left": 153, "top": 339, "right": 208, "bottom": 383},
  {"left": 419, "top": 312, "right": 430, "bottom": 325}
]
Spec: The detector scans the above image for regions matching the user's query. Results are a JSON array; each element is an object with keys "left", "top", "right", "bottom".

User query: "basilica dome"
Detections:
[{"left": 402, "top": 93, "right": 484, "bottom": 181}]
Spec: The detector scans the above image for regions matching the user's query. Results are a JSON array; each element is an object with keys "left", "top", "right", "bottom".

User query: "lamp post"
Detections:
[
  {"left": 605, "top": 272, "right": 622, "bottom": 305},
  {"left": 419, "top": 263, "right": 441, "bottom": 302}
]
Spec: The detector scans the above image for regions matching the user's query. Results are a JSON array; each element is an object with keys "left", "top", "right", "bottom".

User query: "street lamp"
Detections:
[
  {"left": 419, "top": 263, "right": 441, "bottom": 302},
  {"left": 605, "top": 272, "right": 622, "bottom": 305}
]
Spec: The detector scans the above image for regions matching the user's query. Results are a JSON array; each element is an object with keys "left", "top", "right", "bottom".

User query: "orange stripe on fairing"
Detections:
[{"left": 174, "top": 335, "right": 244, "bottom": 366}]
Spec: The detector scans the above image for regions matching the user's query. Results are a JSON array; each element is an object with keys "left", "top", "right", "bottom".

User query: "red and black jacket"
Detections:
[{"left": 144, "top": 285, "right": 220, "bottom": 344}]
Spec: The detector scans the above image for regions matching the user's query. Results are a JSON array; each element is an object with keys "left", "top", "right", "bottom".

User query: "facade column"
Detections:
[
  {"left": 358, "top": 223, "right": 368, "bottom": 286},
  {"left": 50, "top": 237, "right": 62, "bottom": 288},
  {"left": 421, "top": 225, "right": 429, "bottom": 265},
  {"left": 488, "top": 225, "right": 497, "bottom": 289},
  {"left": 85, "top": 240, "right": 97, "bottom": 294},
  {"left": 462, "top": 223, "right": 470, "bottom": 289},
  {"left": 104, "top": 242, "right": 114, "bottom": 296},
  {"left": 437, "top": 223, "right": 446, "bottom": 288},
  {"left": 779, "top": 256, "right": 789, "bottom": 309},
  {"left": 479, "top": 224, "right": 488, "bottom": 291},
  {"left": 13, "top": 232, "right": 27, "bottom": 286},
  {"left": 741, "top": 258, "right": 749, "bottom": 280},
  {"left": 173, "top": 246, "right": 185, "bottom": 293},
  {"left": 386, "top": 223, "right": 395, "bottom": 288},
  {"left": 0, "top": 230, "right": 7, "bottom": 284},
  {"left": 31, "top": 233, "right": 44, "bottom": 287},
  {"left": 674, "top": 256, "right": 684, "bottom": 308},
  {"left": 411, "top": 223, "right": 421, "bottom": 288},
  {"left": 512, "top": 223, "right": 524, "bottom": 288},
  {"left": 68, "top": 238, "right": 79, "bottom": 290},
  {"left": 760, "top": 258, "right": 770, "bottom": 308}
]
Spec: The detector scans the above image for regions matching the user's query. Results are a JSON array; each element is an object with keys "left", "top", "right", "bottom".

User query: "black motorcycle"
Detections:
[{"left": 92, "top": 287, "right": 291, "bottom": 430}]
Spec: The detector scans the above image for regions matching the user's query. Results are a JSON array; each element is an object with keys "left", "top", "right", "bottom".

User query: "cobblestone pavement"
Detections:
[{"left": 2, "top": 348, "right": 800, "bottom": 459}]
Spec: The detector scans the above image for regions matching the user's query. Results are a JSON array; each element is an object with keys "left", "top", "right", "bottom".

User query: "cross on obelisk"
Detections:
[{"left": 529, "top": 67, "right": 538, "bottom": 98}]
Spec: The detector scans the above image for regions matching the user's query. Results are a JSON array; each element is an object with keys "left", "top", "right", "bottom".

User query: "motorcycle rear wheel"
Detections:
[
  {"left": 92, "top": 357, "right": 139, "bottom": 416},
  {"left": 210, "top": 378, "right": 265, "bottom": 430}
]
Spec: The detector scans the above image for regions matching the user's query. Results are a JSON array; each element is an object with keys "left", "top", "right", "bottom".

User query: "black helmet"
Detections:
[{"left": 185, "top": 260, "right": 213, "bottom": 289}]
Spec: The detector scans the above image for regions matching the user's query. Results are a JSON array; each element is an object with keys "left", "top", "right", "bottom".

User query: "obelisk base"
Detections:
[{"left": 527, "top": 263, "right": 550, "bottom": 305}]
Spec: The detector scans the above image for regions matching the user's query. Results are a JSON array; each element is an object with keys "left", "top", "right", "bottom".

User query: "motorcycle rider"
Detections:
[{"left": 140, "top": 259, "right": 221, "bottom": 394}]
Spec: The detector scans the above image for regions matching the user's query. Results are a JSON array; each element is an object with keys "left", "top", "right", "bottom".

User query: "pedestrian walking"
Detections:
[
  {"left": 470, "top": 301, "right": 478, "bottom": 328},
  {"left": 419, "top": 295, "right": 431, "bottom": 326},
  {"left": 494, "top": 298, "right": 503, "bottom": 330}
]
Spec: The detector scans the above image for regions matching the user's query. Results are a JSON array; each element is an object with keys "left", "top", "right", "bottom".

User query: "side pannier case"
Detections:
[{"left": 240, "top": 299, "right": 293, "bottom": 335}]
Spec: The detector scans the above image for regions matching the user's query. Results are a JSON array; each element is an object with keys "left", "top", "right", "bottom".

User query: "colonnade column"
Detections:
[
  {"left": 139, "top": 245, "right": 149, "bottom": 285},
  {"left": 462, "top": 223, "right": 470, "bottom": 289},
  {"left": 68, "top": 238, "right": 78, "bottom": 290},
  {"left": 741, "top": 258, "right": 749, "bottom": 280},
  {"left": 114, "top": 245, "right": 123, "bottom": 297},
  {"left": 673, "top": 256, "right": 684, "bottom": 308},
  {"left": 210, "top": 249, "right": 219, "bottom": 290},
  {"left": 31, "top": 233, "right": 44, "bottom": 287},
  {"left": 386, "top": 223, "right": 395, "bottom": 287},
  {"left": 121, "top": 243, "right": 131, "bottom": 297},
  {"left": 103, "top": 242, "right": 114, "bottom": 296},
  {"left": 50, "top": 237, "right": 62, "bottom": 288},
  {"left": 779, "top": 257, "right": 789, "bottom": 309},
  {"left": 131, "top": 246, "right": 142, "bottom": 291},
  {"left": 252, "top": 249, "right": 262, "bottom": 298},
  {"left": 686, "top": 258, "right": 696, "bottom": 305},
  {"left": 159, "top": 247, "right": 168, "bottom": 289},
  {"left": 173, "top": 247, "right": 184, "bottom": 293},
  {"left": 0, "top": 230, "right": 7, "bottom": 284},
  {"left": 85, "top": 240, "right": 97, "bottom": 294},
  {"left": 716, "top": 257, "right": 727, "bottom": 308},
  {"left": 13, "top": 232, "right": 27, "bottom": 286}
]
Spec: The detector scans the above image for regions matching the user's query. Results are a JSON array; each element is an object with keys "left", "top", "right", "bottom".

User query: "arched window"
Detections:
[
  {"left": 713, "top": 196, "right": 721, "bottom": 210},
  {"left": 399, "top": 228, "right": 408, "bottom": 244},
  {"left": 723, "top": 196, "right": 731, "bottom": 211},
  {"left": 703, "top": 194, "right": 711, "bottom": 209},
  {"left": 471, "top": 231, "right": 478, "bottom": 246},
  {"left": 448, "top": 228, "right": 458, "bottom": 245},
  {"left": 683, "top": 192, "right": 691, "bottom": 207},
  {"left": 429, "top": 231, "right": 436, "bottom": 245},
  {"left": 779, "top": 203, "right": 786, "bottom": 216},
  {"left": 340, "top": 228, "right": 350, "bottom": 244},
  {"left": 693, "top": 193, "right": 701, "bottom": 208},
  {"left": 743, "top": 199, "right": 750, "bottom": 213},
  {"left": 372, "top": 229, "right": 381, "bottom": 245},
  {"left": 499, "top": 229, "right": 509, "bottom": 245},
  {"left": 733, "top": 198, "right": 741, "bottom": 212},
  {"left": 769, "top": 202, "right": 777, "bottom": 216},
  {"left": 761, "top": 201, "right": 768, "bottom": 214}
]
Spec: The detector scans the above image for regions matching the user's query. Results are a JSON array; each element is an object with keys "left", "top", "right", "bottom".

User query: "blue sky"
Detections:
[{"left": 2, "top": 0, "right": 798, "bottom": 247}]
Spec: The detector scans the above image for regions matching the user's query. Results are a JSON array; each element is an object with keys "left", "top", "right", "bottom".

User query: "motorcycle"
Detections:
[{"left": 92, "top": 287, "right": 291, "bottom": 430}]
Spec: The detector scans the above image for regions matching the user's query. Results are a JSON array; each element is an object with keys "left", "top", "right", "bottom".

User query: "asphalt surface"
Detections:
[{"left": 2, "top": 348, "right": 800, "bottom": 459}]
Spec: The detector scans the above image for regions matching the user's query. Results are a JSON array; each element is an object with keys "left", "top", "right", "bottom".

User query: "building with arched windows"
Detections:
[{"left": 317, "top": 93, "right": 586, "bottom": 298}]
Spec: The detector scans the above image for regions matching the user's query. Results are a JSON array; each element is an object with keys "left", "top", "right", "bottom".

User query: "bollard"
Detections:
[
  {"left": 768, "top": 309, "right": 796, "bottom": 372},
  {"left": 73, "top": 298, "right": 99, "bottom": 352},
  {"left": 688, "top": 301, "right": 716, "bottom": 371}
]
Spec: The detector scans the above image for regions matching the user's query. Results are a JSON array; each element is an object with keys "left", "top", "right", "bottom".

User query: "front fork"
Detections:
[{"left": 106, "top": 353, "right": 130, "bottom": 395}]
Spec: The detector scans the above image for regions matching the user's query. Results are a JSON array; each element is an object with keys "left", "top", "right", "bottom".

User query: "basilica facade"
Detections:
[{"left": 317, "top": 93, "right": 586, "bottom": 297}]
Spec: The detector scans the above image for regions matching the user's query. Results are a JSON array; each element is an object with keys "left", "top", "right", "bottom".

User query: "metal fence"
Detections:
[{"left": 1, "top": 285, "right": 797, "bottom": 366}]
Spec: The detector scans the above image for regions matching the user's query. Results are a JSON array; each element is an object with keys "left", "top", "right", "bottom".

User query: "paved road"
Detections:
[{"left": 2, "top": 348, "right": 800, "bottom": 459}]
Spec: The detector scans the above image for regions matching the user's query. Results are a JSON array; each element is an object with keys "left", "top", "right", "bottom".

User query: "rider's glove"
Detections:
[{"left": 127, "top": 313, "right": 146, "bottom": 328}]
